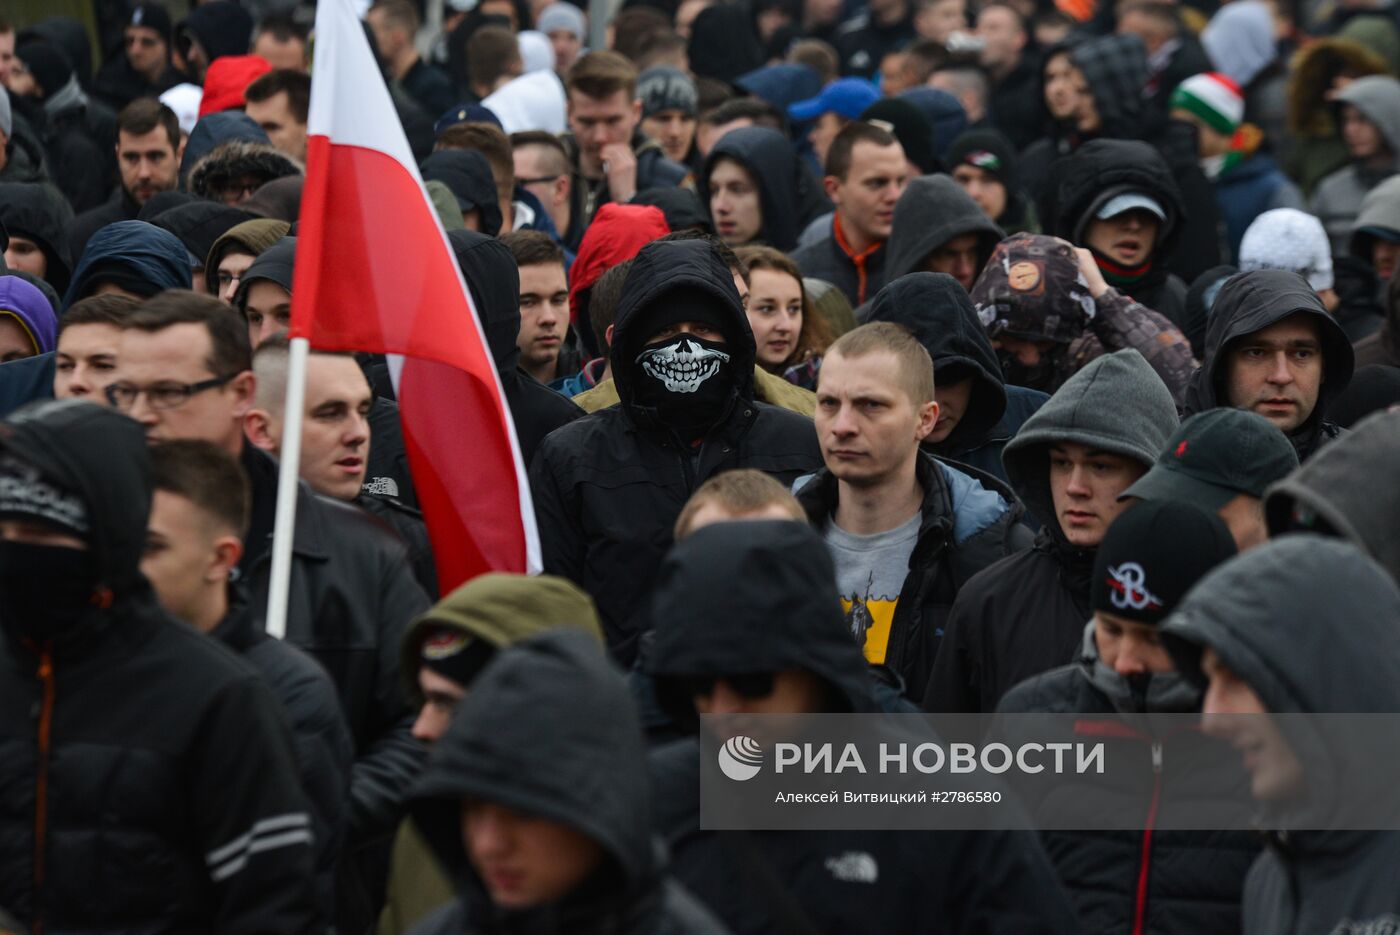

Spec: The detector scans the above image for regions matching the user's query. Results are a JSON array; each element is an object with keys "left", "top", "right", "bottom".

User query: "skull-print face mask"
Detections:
[{"left": 633, "top": 334, "right": 736, "bottom": 439}]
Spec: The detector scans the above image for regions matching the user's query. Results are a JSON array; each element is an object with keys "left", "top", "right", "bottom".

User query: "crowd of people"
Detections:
[{"left": 1, "top": 0, "right": 1400, "bottom": 930}]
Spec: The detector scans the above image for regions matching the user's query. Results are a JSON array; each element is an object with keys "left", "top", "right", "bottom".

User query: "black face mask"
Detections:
[
  {"left": 632, "top": 334, "right": 736, "bottom": 439},
  {"left": 0, "top": 540, "right": 101, "bottom": 647},
  {"left": 998, "top": 347, "right": 1061, "bottom": 394}
]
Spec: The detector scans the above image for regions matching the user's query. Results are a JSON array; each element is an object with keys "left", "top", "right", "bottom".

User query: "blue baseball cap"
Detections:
[
  {"left": 434, "top": 103, "right": 503, "bottom": 137},
  {"left": 788, "top": 78, "right": 881, "bottom": 122}
]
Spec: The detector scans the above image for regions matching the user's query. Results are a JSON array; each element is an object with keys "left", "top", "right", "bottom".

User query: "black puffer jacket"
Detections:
[
  {"left": 923, "top": 350, "right": 1180, "bottom": 713},
  {"left": 644, "top": 521, "right": 1080, "bottom": 935},
  {"left": 530, "top": 239, "right": 823, "bottom": 664},
  {"left": 0, "top": 401, "right": 321, "bottom": 932},
  {"left": 213, "top": 587, "right": 354, "bottom": 922},
  {"left": 1183, "top": 269, "right": 1355, "bottom": 461},
  {"left": 1046, "top": 139, "right": 1191, "bottom": 334},
  {"left": 998, "top": 629, "right": 1259, "bottom": 935},
  {"left": 797, "top": 451, "right": 1031, "bottom": 697},
  {"left": 448, "top": 229, "right": 584, "bottom": 466},
  {"left": 408, "top": 629, "right": 728, "bottom": 935}
]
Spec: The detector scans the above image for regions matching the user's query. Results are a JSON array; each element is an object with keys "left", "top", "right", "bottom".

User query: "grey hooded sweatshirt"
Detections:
[
  {"left": 1310, "top": 75, "right": 1400, "bottom": 253},
  {"left": 1160, "top": 536, "right": 1400, "bottom": 935},
  {"left": 877, "top": 175, "right": 1004, "bottom": 290},
  {"left": 406, "top": 628, "right": 727, "bottom": 935},
  {"left": 1264, "top": 408, "right": 1400, "bottom": 584},
  {"left": 924, "top": 350, "right": 1180, "bottom": 712}
]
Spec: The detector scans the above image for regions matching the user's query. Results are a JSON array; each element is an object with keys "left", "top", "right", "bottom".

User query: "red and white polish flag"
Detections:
[{"left": 290, "top": 0, "right": 540, "bottom": 587}]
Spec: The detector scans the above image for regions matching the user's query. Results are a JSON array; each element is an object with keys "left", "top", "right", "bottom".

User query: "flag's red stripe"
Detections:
[{"left": 291, "top": 136, "right": 527, "bottom": 584}]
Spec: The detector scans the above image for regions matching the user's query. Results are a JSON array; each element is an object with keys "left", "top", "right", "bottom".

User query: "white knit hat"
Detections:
[{"left": 1238, "top": 208, "right": 1335, "bottom": 292}]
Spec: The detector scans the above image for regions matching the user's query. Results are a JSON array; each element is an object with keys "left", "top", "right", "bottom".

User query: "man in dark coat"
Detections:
[
  {"left": 1183, "top": 269, "right": 1355, "bottom": 461},
  {"left": 0, "top": 181, "right": 74, "bottom": 296},
  {"left": 924, "top": 349, "right": 1180, "bottom": 713},
  {"left": 0, "top": 400, "right": 321, "bottom": 931},
  {"left": 406, "top": 629, "right": 729, "bottom": 935},
  {"left": 998, "top": 500, "right": 1258, "bottom": 935},
  {"left": 796, "top": 319, "right": 1031, "bottom": 698},
  {"left": 645, "top": 520, "right": 1081, "bottom": 935},
  {"left": 530, "top": 238, "right": 823, "bottom": 665}
]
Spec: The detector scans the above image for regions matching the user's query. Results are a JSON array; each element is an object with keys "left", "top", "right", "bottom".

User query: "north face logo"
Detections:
[{"left": 824, "top": 852, "right": 878, "bottom": 884}]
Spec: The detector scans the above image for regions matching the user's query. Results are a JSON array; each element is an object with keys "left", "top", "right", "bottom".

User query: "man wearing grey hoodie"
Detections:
[
  {"left": 1310, "top": 75, "right": 1400, "bottom": 254},
  {"left": 923, "top": 349, "right": 1180, "bottom": 713}
]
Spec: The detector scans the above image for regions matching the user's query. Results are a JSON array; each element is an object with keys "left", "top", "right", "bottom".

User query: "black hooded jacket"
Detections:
[
  {"left": 1183, "top": 269, "right": 1355, "bottom": 461},
  {"left": 644, "top": 521, "right": 1080, "bottom": 935},
  {"left": 700, "top": 127, "right": 829, "bottom": 253},
  {"left": 878, "top": 174, "right": 1004, "bottom": 289},
  {"left": 447, "top": 230, "right": 584, "bottom": 465},
  {"left": 0, "top": 401, "right": 321, "bottom": 932},
  {"left": 0, "top": 182, "right": 74, "bottom": 295},
  {"left": 148, "top": 201, "right": 256, "bottom": 273},
  {"left": 408, "top": 629, "right": 727, "bottom": 935},
  {"left": 1160, "top": 537, "right": 1400, "bottom": 935},
  {"left": 864, "top": 272, "right": 1046, "bottom": 484},
  {"left": 1047, "top": 139, "right": 1191, "bottom": 333},
  {"left": 529, "top": 239, "right": 823, "bottom": 664}
]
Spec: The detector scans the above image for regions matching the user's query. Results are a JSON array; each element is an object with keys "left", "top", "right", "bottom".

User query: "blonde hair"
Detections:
[
  {"left": 824, "top": 321, "right": 935, "bottom": 404},
  {"left": 673, "top": 469, "right": 807, "bottom": 539}
]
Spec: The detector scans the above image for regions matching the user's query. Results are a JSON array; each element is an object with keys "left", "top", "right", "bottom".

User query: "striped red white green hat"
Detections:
[{"left": 1169, "top": 72, "right": 1245, "bottom": 135}]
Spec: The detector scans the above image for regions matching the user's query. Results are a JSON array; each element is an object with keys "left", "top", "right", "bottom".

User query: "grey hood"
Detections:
[
  {"left": 1264, "top": 408, "right": 1400, "bottom": 585},
  {"left": 1334, "top": 75, "right": 1400, "bottom": 162},
  {"left": 1002, "top": 349, "right": 1179, "bottom": 538},
  {"left": 1161, "top": 536, "right": 1400, "bottom": 830},
  {"left": 1349, "top": 173, "right": 1400, "bottom": 259},
  {"left": 883, "top": 174, "right": 1004, "bottom": 283}
]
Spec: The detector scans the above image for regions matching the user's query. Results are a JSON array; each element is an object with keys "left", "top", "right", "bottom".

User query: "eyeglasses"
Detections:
[
  {"left": 103, "top": 374, "right": 238, "bottom": 411},
  {"left": 516, "top": 175, "right": 560, "bottom": 186},
  {"left": 676, "top": 672, "right": 777, "bottom": 699}
]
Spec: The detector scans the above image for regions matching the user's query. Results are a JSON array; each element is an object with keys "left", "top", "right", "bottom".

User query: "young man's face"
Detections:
[
  {"left": 252, "top": 31, "right": 308, "bottom": 71},
  {"left": 830, "top": 140, "right": 909, "bottom": 244},
  {"left": 921, "top": 232, "right": 982, "bottom": 291},
  {"left": 642, "top": 109, "right": 697, "bottom": 164},
  {"left": 1085, "top": 210, "right": 1159, "bottom": 268},
  {"left": 548, "top": 29, "right": 583, "bottom": 72},
  {"left": 412, "top": 668, "right": 467, "bottom": 744},
  {"left": 255, "top": 355, "right": 374, "bottom": 501},
  {"left": 113, "top": 323, "right": 253, "bottom": 454},
  {"left": 928, "top": 376, "right": 973, "bottom": 443},
  {"left": 1200, "top": 646, "right": 1304, "bottom": 802},
  {"left": 1094, "top": 611, "right": 1173, "bottom": 675},
  {"left": 244, "top": 281, "right": 293, "bottom": 349},
  {"left": 1047, "top": 441, "right": 1145, "bottom": 547},
  {"left": 1342, "top": 104, "right": 1386, "bottom": 160},
  {"left": 816, "top": 349, "right": 938, "bottom": 488},
  {"left": 807, "top": 112, "right": 846, "bottom": 169},
  {"left": 915, "top": 0, "right": 967, "bottom": 44},
  {"left": 4, "top": 235, "right": 46, "bottom": 280},
  {"left": 1373, "top": 238, "right": 1400, "bottom": 280},
  {"left": 0, "top": 28, "right": 14, "bottom": 87},
  {"left": 0, "top": 317, "right": 35, "bottom": 363},
  {"left": 1224, "top": 313, "right": 1324, "bottom": 434},
  {"left": 1044, "top": 53, "right": 1086, "bottom": 121},
  {"left": 245, "top": 91, "right": 308, "bottom": 162},
  {"left": 951, "top": 165, "right": 1007, "bottom": 221},
  {"left": 462, "top": 800, "right": 605, "bottom": 909},
  {"left": 216, "top": 251, "right": 257, "bottom": 305},
  {"left": 517, "top": 261, "right": 569, "bottom": 375},
  {"left": 142, "top": 489, "right": 233, "bottom": 630},
  {"left": 124, "top": 25, "right": 168, "bottom": 78},
  {"left": 567, "top": 89, "right": 642, "bottom": 164},
  {"left": 976, "top": 5, "right": 1025, "bottom": 71},
  {"left": 117, "top": 126, "right": 181, "bottom": 204},
  {"left": 709, "top": 158, "right": 762, "bottom": 246},
  {"left": 55, "top": 323, "right": 122, "bottom": 400}
]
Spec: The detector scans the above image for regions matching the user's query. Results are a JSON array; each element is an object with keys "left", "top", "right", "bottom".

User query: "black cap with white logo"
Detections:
[{"left": 1092, "top": 500, "right": 1236, "bottom": 625}]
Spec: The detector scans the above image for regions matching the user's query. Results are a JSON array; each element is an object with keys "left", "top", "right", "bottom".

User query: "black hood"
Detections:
[
  {"left": 421, "top": 150, "right": 503, "bottom": 237},
  {"left": 179, "top": 1, "right": 254, "bottom": 66},
  {"left": 409, "top": 628, "right": 658, "bottom": 915},
  {"left": 149, "top": 201, "right": 256, "bottom": 271},
  {"left": 448, "top": 229, "right": 521, "bottom": 374},
  {"left": 1070, "top": 34, "right": 1148, "bottom": 139},
  {"left": 864, "top": 272, "right": 1007, "bottom": 452},
  {"left": 0, "top": 182, "right": 74, "bottom": 295},
  {"left": 700, "top": 126, "right": 825, "bottom": 252},
  {"left": 234, "top": 236, "right": 296, "bottom": 307},
  {"left": 943, "top": 127, "right": 1026, "bottom": 224},
  {"left": 1184, "top": 269, "right": 1355, "bottom": 455},
  {"left": 610, "top": 238, "right": 756, "bottom": 419},
  {"left": 646, "top": 520, "right": 879, "bottom": 716},
  {"left": 1047, "top": 138, "right": 1184, "bottom": 266},
  {"left": 0, "top": 400, "right": 151, "bottom": 596},
  {"left": 883, "top": 174, "right": 1004, "bottom": 283},
  {"left": 687, "top": 4, "right": 764, "bottom": 83},
  {"left": 1183, "top": 265, "right": 1237, "bottom": 359}
]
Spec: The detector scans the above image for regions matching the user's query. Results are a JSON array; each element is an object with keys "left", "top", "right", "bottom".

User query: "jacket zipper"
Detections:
[
  {"left": 33, "top": 646, "right": 55, "bottom": 935},
  {"left": 1132, "top": 741, "right": 1163, "bottom": 935}
]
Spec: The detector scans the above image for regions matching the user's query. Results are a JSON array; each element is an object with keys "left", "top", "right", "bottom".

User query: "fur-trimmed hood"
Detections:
[
  {"left": 1287, "top": 38, "right": 1388, "bottom": 139},
  {"left": 186, "top": 140, "right": 303, "bottom": 202}
]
